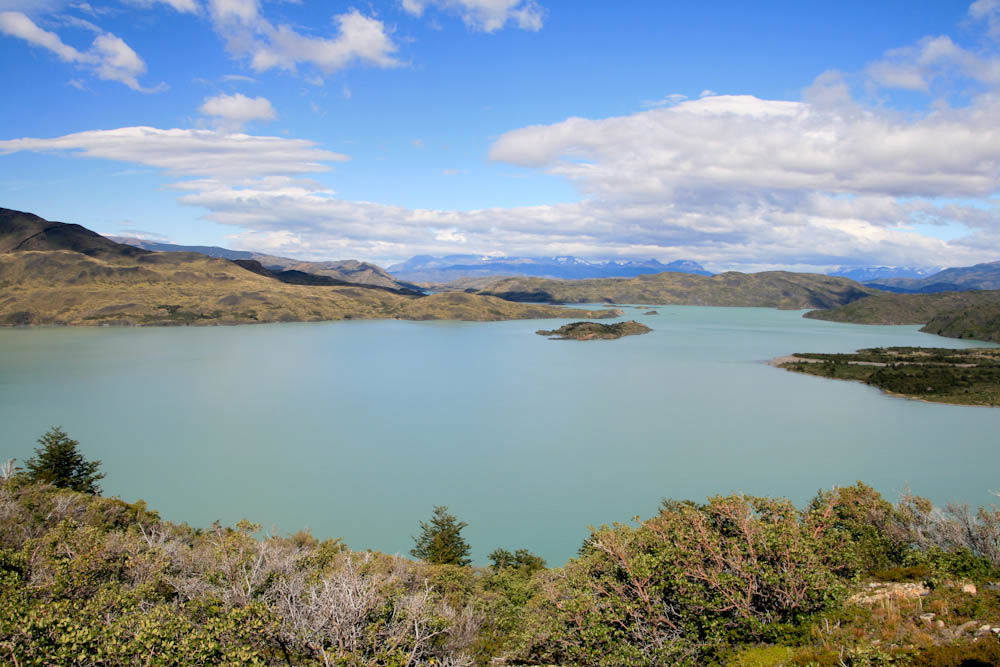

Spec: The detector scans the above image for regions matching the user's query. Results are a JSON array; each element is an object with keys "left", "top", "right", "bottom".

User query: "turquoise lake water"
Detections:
[{"left": 1, "top": 306, "right": 998, "bottom": 565}]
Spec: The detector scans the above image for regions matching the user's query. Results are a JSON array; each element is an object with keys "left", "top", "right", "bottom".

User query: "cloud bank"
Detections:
[{"left": 2, "top": 1, "right": 1000, "bottom": 270}]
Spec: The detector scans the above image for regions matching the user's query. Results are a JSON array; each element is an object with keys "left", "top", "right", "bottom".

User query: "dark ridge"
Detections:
[
  {"left": 231, "top": 259, "right": 424, "bottom": 297},
  {"left": 1, "top": 208, "right": 150, "bottom": 259}
]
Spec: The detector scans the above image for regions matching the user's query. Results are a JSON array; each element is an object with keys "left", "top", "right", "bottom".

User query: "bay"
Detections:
[{"left": 1, "top": 306, "right": 997, "bottom": 565}]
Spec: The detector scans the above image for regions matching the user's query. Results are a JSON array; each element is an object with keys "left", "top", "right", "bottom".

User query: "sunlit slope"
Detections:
[
  {"left": 479, "top": 270, "right": 879, "bottom": 309},
  {"left": 0, "top": 250, "right": 617, "bottom": 325}
]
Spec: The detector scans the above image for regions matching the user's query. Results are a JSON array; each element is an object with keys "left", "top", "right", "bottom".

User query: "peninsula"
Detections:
[{"left": 774, "top": 347, "right": 1000, "bottom": 406}]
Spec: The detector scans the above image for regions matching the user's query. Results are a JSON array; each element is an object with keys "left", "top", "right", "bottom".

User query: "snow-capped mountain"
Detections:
[{"left": 388, "top": 255, "right": 713, "bottom": 282}]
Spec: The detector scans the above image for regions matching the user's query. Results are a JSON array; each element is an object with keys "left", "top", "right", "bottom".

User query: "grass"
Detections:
[
  {"left": 0, "top": 250, "right": 620, "bottom": 326},
  {"left": 479, "top": 270, "right": 879, "bottom": 309}
]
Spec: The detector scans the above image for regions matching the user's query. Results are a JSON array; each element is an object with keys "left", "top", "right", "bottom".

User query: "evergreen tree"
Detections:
[
  {"left": 24, "top": 427, "right": 104, "bottom": 494},
  {"left": 488, "top": 548, "right": 547, "bottom": 574},
  {"left": 410, "top": 506, "right": 471, "bottom": 566}
]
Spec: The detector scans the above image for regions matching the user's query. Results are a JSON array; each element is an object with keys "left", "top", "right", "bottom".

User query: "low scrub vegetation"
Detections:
[
  {"left": 779, "top": 347, "right": 1000, "bottom": 406},
  {"left": 3, "top": 430, "right": 1000, "bottom": 665}
]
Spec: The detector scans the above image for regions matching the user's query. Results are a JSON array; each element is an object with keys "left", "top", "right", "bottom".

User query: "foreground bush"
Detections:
[
  {"left": 2, "top": 471, "right": 1000, "bottom": 665},
  {"left": 516, "top": 495, "right": 845, "bottom": 664}
]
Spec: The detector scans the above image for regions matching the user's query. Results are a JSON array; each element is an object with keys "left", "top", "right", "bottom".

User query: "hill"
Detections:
[
  {"left": 1, "top": 208, "right": 150, "bottom": 259},
  {"left": 866, "top": 259, "right": 1000, "bottom": 293},
  {"left": 0, "top": 209, "right": 618, "bottom": 326},
  {"left": 478, "top": 271, "right": 880, "bottom": 309},
  {"left": 110, "top": 236, "right": 414, "bottom": 291},
  {"left": 388, "top": 254, "right": 712, "bottom": 283},
  {"left": 804, "top": 290, "right": 1000, "bottom": 343}
]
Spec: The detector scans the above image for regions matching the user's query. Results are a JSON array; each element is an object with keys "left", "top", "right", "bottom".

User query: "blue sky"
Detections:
[{"left": 1, "top": 0, "right": 999, "bottom": 270}]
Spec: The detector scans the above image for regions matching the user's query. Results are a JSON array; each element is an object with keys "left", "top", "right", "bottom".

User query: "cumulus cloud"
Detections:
[
  {"left": 0, "top": 10, "right": 158, "bottom": 90},
  {"left": 489, "top": 94, "right": 1000, "bottom": 200},
  {"left": 208, "top": 0, "right": 400, "bottom": 73},
  {"left": 200, "top": 92, "right": 276, "bottom": 131},
  {"left": 402, "top": 0, "right": 544, "bottom": 32}
]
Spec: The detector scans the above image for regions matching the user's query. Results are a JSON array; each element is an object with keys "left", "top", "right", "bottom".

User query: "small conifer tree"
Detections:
[
  {"left": 411, "top": 505, "right": 472, "bottom": 566},
  {"left": 24, "top": 427, "right": 104, "bottom": 494}
]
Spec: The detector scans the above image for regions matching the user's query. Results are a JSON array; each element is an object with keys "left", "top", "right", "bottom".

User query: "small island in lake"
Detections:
[
  {"left": 536, "top": 320, "right": 652, "bottom": 340},
  {"left": 773, "top": 347, "right": 1000, "bottom": 406}
]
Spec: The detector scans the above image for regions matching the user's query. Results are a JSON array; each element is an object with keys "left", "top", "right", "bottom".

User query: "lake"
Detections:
[{"left": 1, "top": 306, "right": 997, "bottom": 565}]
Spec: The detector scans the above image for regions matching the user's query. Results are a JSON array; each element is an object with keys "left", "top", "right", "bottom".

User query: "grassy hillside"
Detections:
[
  {"left": 0, "top": 207, "right": 620, "bottom": 325},
  {"left": 479, "top": 270, "right": 879, "bottom": 309},
  {"left": 0, "top": 251, "right": 618, "bottom": 326},
  {"left": 805, "top": 290, "right": 1000, "bottom": 342}
]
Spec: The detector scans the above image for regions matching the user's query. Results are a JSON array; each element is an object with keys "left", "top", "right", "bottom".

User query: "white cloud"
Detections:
[
  {"left": 124, "top": 0, "right": 198, "bottom": 13},
  {"left": 0, "top": 0, "right": 67, "bottom": 14},
  {"left": 971, "top": 0, "right": 1000, "bottom": 38},
  {"left": 208, "top": 0, "right": 400, "bottom": 74},
  {"left": 90, "top": 32, "right": 149, "bottom": 89},
  {"left": 402, "top": 0, "right": 544, "bottom": 32},
  {"left": 864, "top": 33, "right": 1000, "bottom": 94},
  {"left": 0, "top": 10, "right": 158, "bottom": 90},
  {"left": 0, "top": 10, "right": 81, "bottom": 59},
  {"left": 0, "top": 126, "right": 347, "bottom": 181},
  {"left": 200, "top": 92, "right": 276, "bottom": 131},
  {"left": 489, "top": 94, "right": 1000, "bottom": 200}
]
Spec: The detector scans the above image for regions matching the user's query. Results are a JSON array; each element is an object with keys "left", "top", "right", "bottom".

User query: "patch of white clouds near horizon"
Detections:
[{"left": 0, "top": 0, "right": 999, "bottom": 271}]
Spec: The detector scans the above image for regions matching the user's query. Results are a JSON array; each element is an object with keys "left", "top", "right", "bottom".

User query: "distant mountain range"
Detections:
[
  {"left": 862, "top": 260, "right": 1000, "bottom": 293},
  {"left": 387, "top": 255, "right": 713, "bottom": 283},
  {"left": 827, "top": 266, "right": 939, "bottom": 282}
]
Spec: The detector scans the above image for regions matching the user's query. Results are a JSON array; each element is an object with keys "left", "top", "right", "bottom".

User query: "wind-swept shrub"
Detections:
[{"left": 517, "top": 495, "right": 845, "bottom": 665}]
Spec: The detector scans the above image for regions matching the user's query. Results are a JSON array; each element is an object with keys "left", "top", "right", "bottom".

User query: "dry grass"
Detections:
[{"left": 0, "top": 251, "right": 619, "bottom": 326}]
